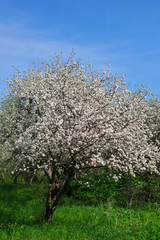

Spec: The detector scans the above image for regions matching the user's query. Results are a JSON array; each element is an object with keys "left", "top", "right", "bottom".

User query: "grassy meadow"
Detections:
[{"left": 0, "top": 181, "right": 160, "bottom": 240}]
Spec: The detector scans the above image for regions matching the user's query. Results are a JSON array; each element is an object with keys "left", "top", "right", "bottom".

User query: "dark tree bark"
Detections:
[
  {"left": 44, "top": 165, "right": 75, "bottom": 222},
  {"left": 13, "top": 173, "right": 20, "bottom": 184},
  {"left": 0, "top": 170, "right": 5, "bottom": 184},
  {"left": 14, "top": 175, "right": 18, "bottom": 184}
]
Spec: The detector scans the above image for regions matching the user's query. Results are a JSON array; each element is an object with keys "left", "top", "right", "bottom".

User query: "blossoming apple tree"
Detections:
[{"left": 1, "top": 54, "right": 160, "bottom": 221}]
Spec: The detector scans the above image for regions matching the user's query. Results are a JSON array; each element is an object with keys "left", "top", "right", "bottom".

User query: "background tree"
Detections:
[
  {"left": 146, "top": 96, "right": 160, "bottom": 148},
  {"left": 1, "top": 53, "right": 160, "bottom": 221},
  {"left": 0, "top": 94, "right": 38, "bottom": 182}
]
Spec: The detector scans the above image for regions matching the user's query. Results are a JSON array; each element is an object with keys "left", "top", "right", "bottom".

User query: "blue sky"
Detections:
[{"left": 0, "top": 0, "right": 160, "bottom": 97}]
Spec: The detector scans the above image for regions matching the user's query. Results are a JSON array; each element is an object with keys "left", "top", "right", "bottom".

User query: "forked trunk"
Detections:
[
  {"left": 44, "top": 168, "right": 74, "bottom": 222},
  {"left": 44, "top": 180, "right": 70, "bottom": 222},
  {"left": 44, "top": 184, "right": 56, "bottom": 222},
  {"left": 45, "top": 197, "right": 58, "bottom": 222}
]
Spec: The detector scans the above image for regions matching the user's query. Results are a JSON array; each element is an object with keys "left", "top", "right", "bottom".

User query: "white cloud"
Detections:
[
  {"left": 0, "top": 22, "right": 160, "bottom": 96},
  {"left": 0, "top": 22, "right": 130, "bottom": 62}
]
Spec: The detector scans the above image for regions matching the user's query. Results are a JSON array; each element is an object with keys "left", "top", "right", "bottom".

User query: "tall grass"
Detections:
[{"left": 0, "top": 182, "right": 160, "bottom": 240}]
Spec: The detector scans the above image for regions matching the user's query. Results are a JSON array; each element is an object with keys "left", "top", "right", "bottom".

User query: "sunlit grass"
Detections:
[{"left": 0, "top": 182, "right": 160, "bottom": 240}]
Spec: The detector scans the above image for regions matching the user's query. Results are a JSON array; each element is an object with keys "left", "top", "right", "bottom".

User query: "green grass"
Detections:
[{"left": 0, "top": 183, "right": 160, "bottom": 240}]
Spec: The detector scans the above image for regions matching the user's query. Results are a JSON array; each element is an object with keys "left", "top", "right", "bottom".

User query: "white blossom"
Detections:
[{"left": 0, "top": 53, "right": 159, "bottom": 177}]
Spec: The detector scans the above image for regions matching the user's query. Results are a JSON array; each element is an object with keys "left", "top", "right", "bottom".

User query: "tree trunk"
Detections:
[
  {"left": 44, "top": 184, "right": 58, "bottom": 222},
  {"left": 14, "top": 174, "right": 18, "bottom": 184},
  {"left": 45, "top": 206, "right": 56, "bottom": 222},
  {"left": 44, "top": 167, "right": 74, "bottom": 222},
  {"left": 0, "top": 170, "right": 5, "bottom": 184}
]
